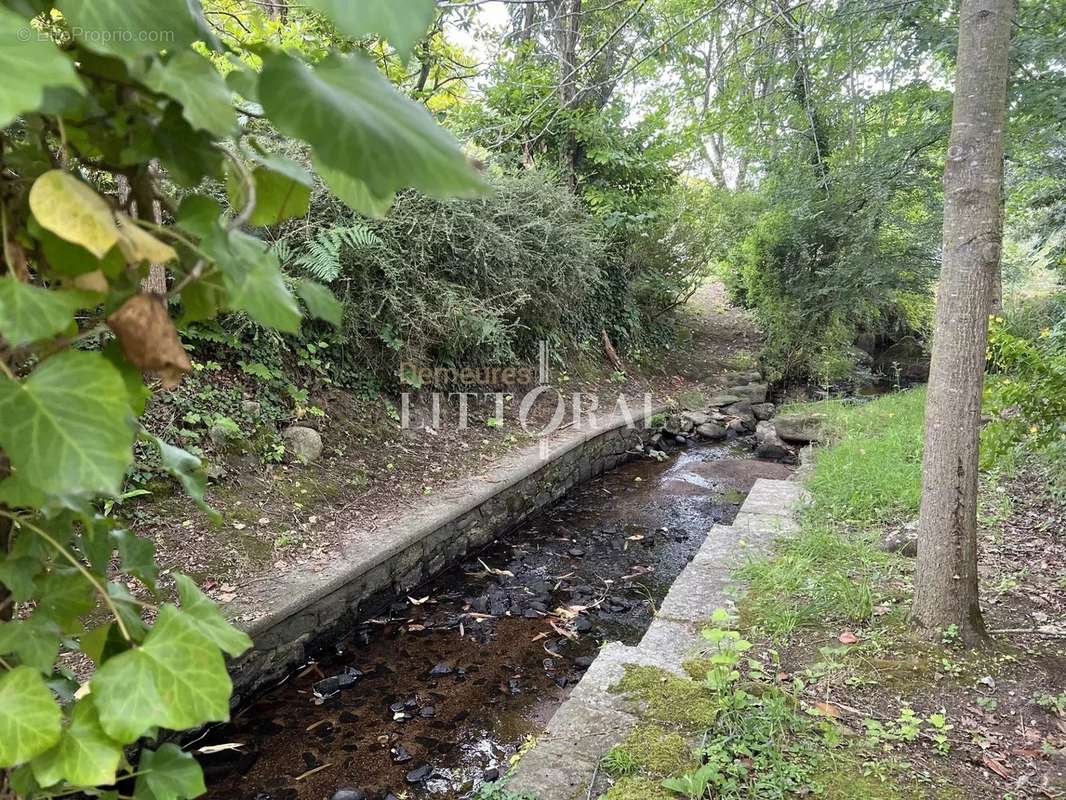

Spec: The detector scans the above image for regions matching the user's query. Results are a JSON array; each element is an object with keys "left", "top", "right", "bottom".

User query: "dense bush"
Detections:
[{"left": 983, "top": 296, "right": 1066, "bottom": 495}]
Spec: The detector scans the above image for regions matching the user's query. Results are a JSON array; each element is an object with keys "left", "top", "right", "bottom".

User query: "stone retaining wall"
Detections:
[{"left": 227, "top": 410, "right": 663, "bottom": 705}]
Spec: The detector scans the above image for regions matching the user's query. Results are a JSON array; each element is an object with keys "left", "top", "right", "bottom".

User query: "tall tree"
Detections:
[{"left": 912, "top": 0, "right": 1015, "bottom": 644}]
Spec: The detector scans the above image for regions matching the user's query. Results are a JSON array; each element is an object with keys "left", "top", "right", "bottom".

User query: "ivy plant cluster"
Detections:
[{"left": 0, "top": 0, "right": 482, "bottom": 798}]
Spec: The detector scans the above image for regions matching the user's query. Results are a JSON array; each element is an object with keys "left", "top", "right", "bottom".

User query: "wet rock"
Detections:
[
  {"left": 282, "top": 425, "right": 323, "bottom": 463},
  {"left": 756, "top": 421, "right": 793, "bottom": 461},
  {"left": 696, "top": 422, "right": 727, "bottom": 440},
  {"left": 752, "top": 402, "right": 776, "bottom": 421},
  {"left": 574, "top": 656, "right": 595, "bottom": 669},
  {"left": 302, "top": 751, "right": 322, "bottom": 770},
  {"left": 420, "top": 705, "right": 436, "bottom": 718},
  {"left": 725, "top": 418, "right": 747, "bottom": 437},
  {"left": 723, "top": 401, "right": 756, "bottom": 430},
  {"left": 429, "top": 662, "right": 454, "bottom": 677},
  {"left": 663, "top": 416, "right": 682, "bottom": 436},
  {"left": 774, "top": 413, "right": 827, "bottom": 444},
  {"left": 483, "top": 767, "right": 501, "bottom": 782},
  {"left": 522, "top": 608, "right": 541, "bottom": 619},
  {"left": 390, "top": 744, "right": 413, "bottom": 763},
  {"left": 468, "top": 595, "right": 489, "bottom": 614},
  {"left": 673, "top": 435, "right": 689, "bottom": 447},
  {"left": 567, "top": 547, "right": 586, "bottom": 557},
  {"left": 681, "top": 410, "right": 710, "bottom": 427},
  {"left": 406, "top": 764, "right": 434, "bottom": 783},
  {"left": 680, "top": 417, "right": 695, "bottom": 434},
  {"left": 330, "top": 791, "right": 367, "bottom": 800},
  {"left": 574, "top": 617, "right": 592, "bottom": 633},
  {"left": 706, "top": 393, "right": 741, "bottom": 408}
]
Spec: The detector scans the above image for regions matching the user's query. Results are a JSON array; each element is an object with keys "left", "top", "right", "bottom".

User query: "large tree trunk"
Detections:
[{"left": 912, "top": 0, "right": 1014, "bottom": 645}]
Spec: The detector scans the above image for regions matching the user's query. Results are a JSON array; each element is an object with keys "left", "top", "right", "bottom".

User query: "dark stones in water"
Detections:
[
  {"left": 574, "top": 656, "right": 595, "bottom": 669},
  {"left": 390, "top": 744, "right": 412, "bottom": 763},
  {"left": 419, "top": 705, "right": 436, "bottom": 718},
  {"left": 429, "top": 661, "right": 453, "bottom": 677},
  {"left": 330, "top": 791, "right": 367, "bottom": 800},
  {"left": 483, "top": 767, "right": 500, "bottom": 782},
  {"left": 313, "top": 667, "right": 363, "bottom": 699},
  {"left": 406, "top": 764, "right": 433, "bottom": 783}
]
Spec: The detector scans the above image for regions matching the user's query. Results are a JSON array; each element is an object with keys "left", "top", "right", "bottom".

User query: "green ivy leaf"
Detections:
[
  {"left": 0, "top": 666, "right": 62, "bottom": 768},
  {"left": 91, "top": 605, "right": 233, "bottom": 744},
  {"left": 0, "top": 350, "right": 136, "bottom": 499},
  {"left": 0, "top": 277, "right": 92, "bottom": 347},
  {"left": 312, "top": 154, "right": 394, "bottom": 219},
  {"left": 154, "top": 104, "right": 225, "bottom": 188},
  {"left": 174, "top": 573, "right": 251, "bottom": 658},
  {"left": 55, "top": 0, "right": 212, "bottom": 62},
  {"left": 133, "top": 743, "right": 207, "bottom": 800},
  {"left": 0, "top": 6, "right": 84, "bottom": 128},
  {"left": 111, "top": 530, "right": 158, "bottom": 590},
  {"left": 30, "top": 696, "right": 122, "bottom": 788},
  {"left": 301, "top": 0, "right": 436, "bottom": 61},
  {"left": 227, "top": 156, "right": 312, "bottom": 226},
  {"left": 0, "top": 616, "right": 60, "bottom": 674},
  {"left": 35, "top": 570, "right": 95, "bottom": 633},
  {"left": 145, "top": 434, "right": 219, "bottom": 522},
  {"left": 200, "top": 226, "right": 302, "bottom": 333},
  {"left": 0, "top": 554, "right": 40, "bottom": 601},
  {"left": 79, "top": 622, "right": 129, "bottom": 667},
  {"left": 296, "top": 279, "right": 343, "bottom": 327},
  {"left": 260, "top": 52, "right": 484, "bottom": 202},
  {"left": 144, "top": 51, "right": 238, "bottom": 139}
]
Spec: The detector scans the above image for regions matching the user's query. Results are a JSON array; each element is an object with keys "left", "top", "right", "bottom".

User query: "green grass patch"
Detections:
[{"left": 785, "top": 388, "right": 927, "bottom": 524}]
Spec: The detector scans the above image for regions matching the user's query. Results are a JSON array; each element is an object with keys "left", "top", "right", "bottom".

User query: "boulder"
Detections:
[
  {"left": 752, "top": 402, "right": 776, "bottom": 421},
  {"left": 705, "top": 394, "right": 741, "bottom": 409},
  {"left": 240, "top": 399, "right": 262, "bottom": 416},
  {"left": 725, "top": 418, "right": 747, "bottom": 437},
  {"left": 282, "top": 425, "right": 323, "bottom": 463},
  {"left": 663, "top": 416, "right": 682, "bottom": 436},
  {"left": 729, "top": 382, "right": 769, "bottom": 403},
  {"left": 680, "top": 418, "right": 695, "bottom": 434},
  {"left": 723, "top": 400, "right": 756, "bottom": 432},
  {"left": 696, "top": 422, "right": 727, "bottom": 440},
  {"left": 681, "top": 410, "right": 711, "bottom": 427},
  {"left": 880, "top": 521, "right": 918, "bottom": 557},
  {"left": 774, "top": 413, "right": 828, "bottom": 444},
  {"left": 756, "top": 421, "right": 794, "bottom": 460}
]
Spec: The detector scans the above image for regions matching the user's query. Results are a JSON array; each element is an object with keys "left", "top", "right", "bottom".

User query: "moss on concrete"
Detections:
[
  {"left": 600, "top": 775, "right": 674, "bottom": 800},
  {"left": 611, "top": 665, "right": 719, "bottom": 731},
  {"left": 619, "top": 724, "right": 696, "bottom": 777}
]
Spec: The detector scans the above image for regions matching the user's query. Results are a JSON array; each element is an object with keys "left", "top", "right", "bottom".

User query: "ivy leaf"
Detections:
[
  {"left": 0, "top": 277, "right": 94, "bottom": 348},
  {"left": 260, "top": 52, "right": 484, "bottom": 202},
  {"left": 91, "top": 605, "right": 233, "bottom": 744},
  {"left": 296, "top": 280, "right": 343, "bottom": 327},
  {"left": 29, "top": 171, "right": 119, "bottom": 260},
  {"left": 145, "top": 434, "right": 219, "bottom": 522},
  {"left": 30, "top": 218, "right": 127, "bottom": 278},
  {"left": 35, "top": 570, "right": 95, "bottom": 633},
  {"left": 174, "top": 573, "right": 251, "bottom": 658},
  {"left": 111, "top": 530, "right": 158, "bottom": 590},
  {"left": 0, "top": 6, "right": 84, "bottom": 127},
  {"left": 80, "top": 622, "right": 130, "bottom": 666},
  {"left": 0, "top": 666, "right": 62, "bottom": 768},
  {"left": 144, "top": 51, "right": 238, "bottom": 139},
  {"left": 0, "top": 616, "right": 61, "bottom": 674},
  {"left": 312, "top": 154, "right": 394, "bottom": 219},
  {"left": 154, "top": 104, "right": 225, "bottom": 188},
  {"left": 55, "top": 0, "right": 212, "bottom": 62},
  {"left": 114, "top": 214, "right": 179, "bottom": 264},
  {"left": 133, "top": 744, "right": 207, "bottom": 800},
  {"left": 0, "top": 554, "right": 40, "bottom": 601},
  {"left": 0, "top": 350, "right": 136, "bottom": 498},
  {"left": 301, "top": 0, "right": 436, "bottom": 61},
  {"left": 30, "top": 696, "right": 122, "bottom": 788},
  {"left": 201, "top": 226, "right": 302, "bottom": 333},
  {"left": 227, "top": 156, "right": 312, "bottom": 226}
]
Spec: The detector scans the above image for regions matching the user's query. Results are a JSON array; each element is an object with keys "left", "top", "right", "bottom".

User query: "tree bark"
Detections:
[
  {"left": 122, "top": 165, "right": 167, "bottom": 296},
  {"left": 912, "top": 0, "right": 1014, "bottom": 645},
  {"left": 557, "top": 0, "right": 581, "bottom": 189}
]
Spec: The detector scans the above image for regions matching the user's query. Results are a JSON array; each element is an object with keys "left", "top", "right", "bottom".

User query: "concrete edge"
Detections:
[{"left": 508, "top": 478, "right": 810, "bottom": 799}]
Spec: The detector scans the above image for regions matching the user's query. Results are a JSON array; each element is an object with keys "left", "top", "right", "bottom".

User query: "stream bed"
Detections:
[{"left": 198, "top": 440, "right": 793, "bottom": 800}]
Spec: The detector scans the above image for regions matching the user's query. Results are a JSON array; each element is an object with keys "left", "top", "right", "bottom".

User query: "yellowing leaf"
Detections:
[
  {"left": 29, "top": 171, "right": 119, "bottom": 259},
  {"left": 0, "top": 666, "right": 62, "bottom": 768},
  {"left": 30, "top": 697, "right": 122, "bottom": 788},
  {"left": 115, "top": 214, "right": 178, "bottom": 264}
]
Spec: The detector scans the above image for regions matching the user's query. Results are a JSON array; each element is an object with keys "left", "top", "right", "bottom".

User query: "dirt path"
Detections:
[{"left": 127, "top": 279, "right": 762, "bottom": 606}]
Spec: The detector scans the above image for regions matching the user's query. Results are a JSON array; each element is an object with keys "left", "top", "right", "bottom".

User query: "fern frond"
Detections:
[{"left": 288, "top": 222, "right": 384, "bottom": 283}]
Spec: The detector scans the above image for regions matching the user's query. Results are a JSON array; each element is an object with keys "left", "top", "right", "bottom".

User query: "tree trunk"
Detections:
[
  {"left": 557, "top": 0, "right": 581, "bottom": 189},
  {"left": 123, "top": 165, "right": 167, "bottom": 296},
  {"left": 912, "top": 0, "right": 1014, "bottom": 646}
]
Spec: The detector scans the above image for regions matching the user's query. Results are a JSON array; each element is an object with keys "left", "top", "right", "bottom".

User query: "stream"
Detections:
[{"left": 197, "top": 440, "right": 793, "bottom": 800}]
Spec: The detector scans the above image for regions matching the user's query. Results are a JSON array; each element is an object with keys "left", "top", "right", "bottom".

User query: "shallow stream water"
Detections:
[{"left": 198, "top": 441, "right": 793, "bottom": 800}]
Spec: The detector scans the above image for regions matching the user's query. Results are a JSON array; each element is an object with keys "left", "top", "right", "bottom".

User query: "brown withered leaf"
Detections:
[{"left": 107, "top": 293, "right": 191, "bottom": 388}]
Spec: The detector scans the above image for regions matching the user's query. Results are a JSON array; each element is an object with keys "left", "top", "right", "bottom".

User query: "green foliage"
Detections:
[
  {"left": 0, "top": 0, "right": 480, "bottom": 797},
  {"left": 983, "top": 307, "right": 1066, "bottom": 495}
]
